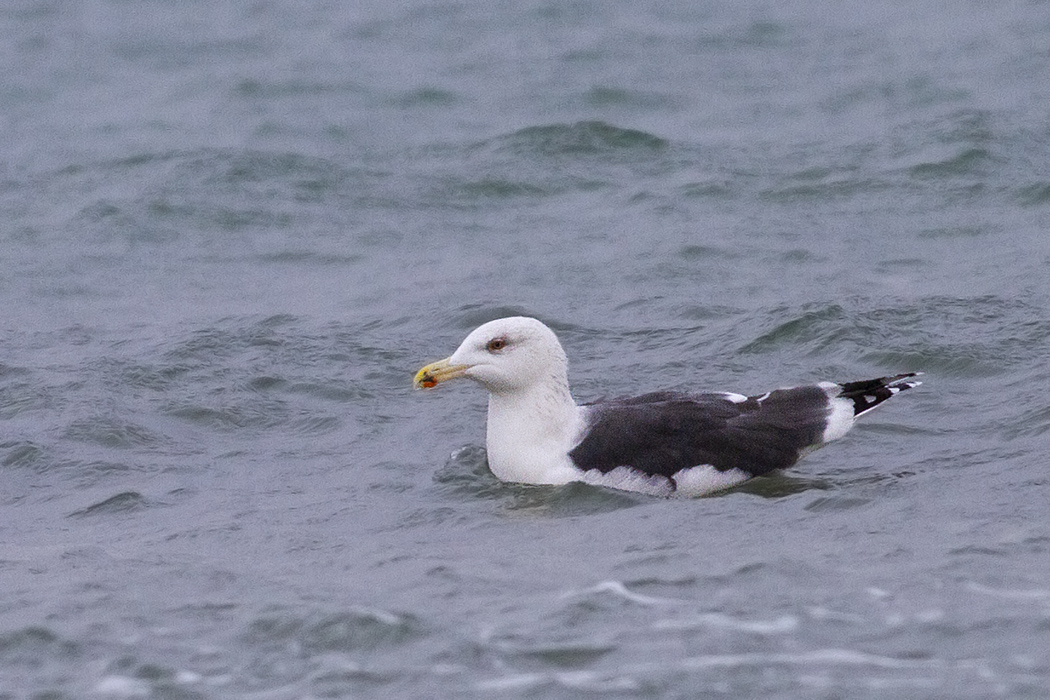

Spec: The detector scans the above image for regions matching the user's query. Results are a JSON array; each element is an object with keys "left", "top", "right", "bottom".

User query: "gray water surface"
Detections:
[{"left": 3, "top": 1, "right": 1050, "bottom": 698}]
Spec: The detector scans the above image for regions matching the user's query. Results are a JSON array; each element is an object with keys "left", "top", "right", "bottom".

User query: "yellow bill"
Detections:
[{"left": 413, "top": 357, "right": 470, "bottom": 389}]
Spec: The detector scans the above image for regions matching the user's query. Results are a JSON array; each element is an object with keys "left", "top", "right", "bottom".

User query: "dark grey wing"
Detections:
[{"left": 569, "top": 387, "right": 832, "bottom": 478}]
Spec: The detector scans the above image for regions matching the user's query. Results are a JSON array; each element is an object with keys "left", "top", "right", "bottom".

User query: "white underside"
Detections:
[
  {"left": 581, "top": 464, "right": 752, "bottom": 497},
  {"left": 671, "top": 464, "right": 753, "bottom": 496}
]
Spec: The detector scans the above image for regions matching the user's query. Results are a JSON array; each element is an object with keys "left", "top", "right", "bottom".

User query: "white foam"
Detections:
[
  {"left": 93, "top": 676, "right": 151, "bottom": 698},
  {"left": 654, "top": 612, "right": 799, "bottom": 634},
  {"left": 563, "top": 580, "right": 683, "bottom": 606}
]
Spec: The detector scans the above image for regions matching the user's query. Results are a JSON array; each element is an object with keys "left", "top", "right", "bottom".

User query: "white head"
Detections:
[{"left": 414, "top": 316, "right": 569, "bottom": 396}]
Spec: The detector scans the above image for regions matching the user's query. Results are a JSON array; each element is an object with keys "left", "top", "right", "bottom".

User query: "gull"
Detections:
[{"left": 414, "top": 317, "right": 920, "bottom": 497}]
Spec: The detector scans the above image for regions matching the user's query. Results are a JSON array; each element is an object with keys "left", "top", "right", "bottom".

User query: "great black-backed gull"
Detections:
[{"left": 414, "top": 316, "right": 920, "bottom": 497}]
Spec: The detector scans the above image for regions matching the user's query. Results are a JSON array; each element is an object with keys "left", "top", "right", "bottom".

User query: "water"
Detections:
[{"left": 3, "top": 1, "right": 1050, "bottom": 697}]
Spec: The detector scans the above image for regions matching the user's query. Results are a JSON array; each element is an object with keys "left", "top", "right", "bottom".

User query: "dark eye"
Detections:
[{"left": 486, "top": 337, "right": 507, "bottom": 352}]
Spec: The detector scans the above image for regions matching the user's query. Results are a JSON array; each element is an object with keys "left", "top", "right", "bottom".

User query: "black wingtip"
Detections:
[{"left": 840, "top": 372, "right": 922, "bottom": 417}]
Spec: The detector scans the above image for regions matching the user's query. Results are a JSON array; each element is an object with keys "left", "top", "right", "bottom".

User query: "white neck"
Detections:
[{"left": 484, "top": 380, "right": 584, "bottom": 485}]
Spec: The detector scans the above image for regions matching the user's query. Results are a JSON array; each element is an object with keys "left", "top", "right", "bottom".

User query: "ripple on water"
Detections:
[
  {"left": 63, "top": 416, "right": 171, "bottom": 450},
  {"left": 1, "top": 441, "right": 46, "bottom": 469},
  {"left": 492, "top": 121, "right": 669, "bottom": 157},
  {"left": 426, "top": 121, "right": 673, "bottom": 206},
  {"left": 240, "top": 607, "right": 420, "bottom": 654},
  {"left": 228, "top": 606, "right": 423, "bottom": 693},
  {"left": 68, "top": 491, "right": 151, "bottom": 518},
  {"left": 0, "top": 626, "right": 80, "bottom": 694},
  {"left": 0, "top": 626, "right": 79, "bottom": 665}
]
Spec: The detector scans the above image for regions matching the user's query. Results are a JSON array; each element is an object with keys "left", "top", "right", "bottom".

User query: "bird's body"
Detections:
[{"left": 414, "top": 317, "right": 920, "bottom": 497}]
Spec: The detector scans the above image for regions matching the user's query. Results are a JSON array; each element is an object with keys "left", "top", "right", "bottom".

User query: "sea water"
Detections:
[{"left": 3, "top": 1, "right": 1050, "bottom": 697}]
